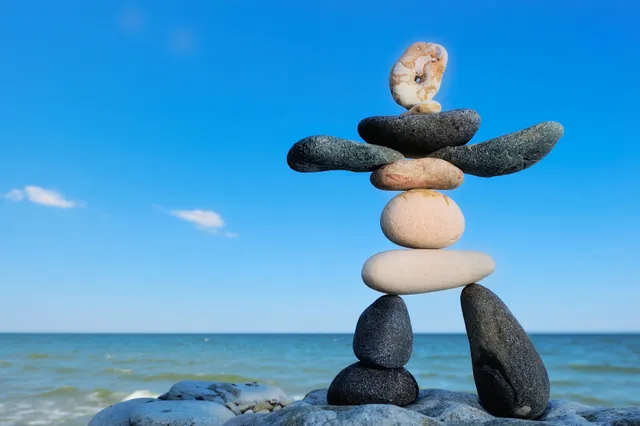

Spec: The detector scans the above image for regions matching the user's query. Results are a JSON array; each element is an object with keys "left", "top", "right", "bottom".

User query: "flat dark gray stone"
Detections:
[
  {"left": 429, "top": 122, "right": 563, "bottom": 177},
  {"left": 353, "top": 295, "right": 413, "bottom": 368},
  {"left": 357, "top": 109, "right": 481, "bottom": 158},
  {"left": 287, "top": 135, "right": 403, "bottom": 172},
  {"left": 461, "top": 284, "right": 550, "bottom": 420},
  {"left": 327, "top": 362, "right": 418, "bottom": 406}
]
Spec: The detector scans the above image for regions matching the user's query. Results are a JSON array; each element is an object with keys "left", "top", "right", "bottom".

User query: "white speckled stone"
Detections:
[
  {"left": 163, "top": 380, "right": 287, "bottom": 406},
  {"left": 361, "top": 250, "right": 495, "bottom": 295},
  {"left": 380, "top": 189, "right": 464, "bottom": 249}
]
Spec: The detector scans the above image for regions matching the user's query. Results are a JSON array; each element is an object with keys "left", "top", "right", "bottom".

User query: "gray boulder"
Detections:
[
  {"left": 89, "top": 398, "right": 156, "bottom": 426},
  {"left": 223, "top": 403, "right": 442, "bottom": 425},
  {"left": 129, "top": 400, "right": 235, "bottom": 425}
]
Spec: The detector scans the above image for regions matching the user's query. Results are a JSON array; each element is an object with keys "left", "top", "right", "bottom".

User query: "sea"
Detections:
[{"left": 0, "top": 333, "right": 638, "bottom": 425}]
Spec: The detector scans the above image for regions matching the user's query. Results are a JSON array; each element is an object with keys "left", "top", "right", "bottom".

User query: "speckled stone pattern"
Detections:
[
  {"left": 429, "top": 121, "right": 564, "bottom": 177},
  {"left": 461, "top": 284, "right": 550, "bottom": 420},
  {"left": 128, "top": 400, "right": 235, "bottom": 426},
  {"left": 370, "top": 157, "right": 464, "bottom": 191},
  {"left": 353, "top": 295, "right": 413, "bottom": 368},
  {"left": 326, "top": 362, "right": 419, "bottom": 406},
  {"left": 357, "top": 109, "right": 481, "bottom": 158},
  {"left": 380, "top": 189, "right": 465, "bottom": 249},
  {"left": 286, "top": 135, "right": 404, "bottom": 173}
]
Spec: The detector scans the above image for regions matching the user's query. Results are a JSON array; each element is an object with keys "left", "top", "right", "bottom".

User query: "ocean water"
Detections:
[{"left": 0, "top": 334, "right": 638, "bottom": 425}]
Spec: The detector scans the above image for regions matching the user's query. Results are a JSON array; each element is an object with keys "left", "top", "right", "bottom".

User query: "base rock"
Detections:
[{"left": 90, "top": 387, "right": 640, "bottom": 426}]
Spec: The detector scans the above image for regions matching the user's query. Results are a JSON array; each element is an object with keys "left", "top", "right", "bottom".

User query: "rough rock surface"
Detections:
[
  {"left": 429, "top": 121, "right": 563, "bottom": 177},
  {"left": 353, "top": 295, "right": 413, "bottom": 368},
  {"left": 287, "top": 135, "right": 403, "bottom": 172},
  {"left": 258, "top": 389, "right": 640, "bottom": 425},
  {"left": 461, "top": 284, "right": 550, "bottom": 419},
  {"left": 89, "top": 388, "right": 640, "bottom": 425},
  {"left": 327, "top": 362, "right": 419, "bottom": 406},
  {"left": 358, "top": 109, "right": 480, "bottom": 157},
  {"left": 129, "top": 400, "right": 235, "bottom": 426},
  {"left": 164, "top": 380, "right": 287, "bottom": 404},
  {"left": 223, "top": 403, "right": 441, "bottom": 425},
  {"left": 89, "top": 398, "right": 156, "bottom": 426}
]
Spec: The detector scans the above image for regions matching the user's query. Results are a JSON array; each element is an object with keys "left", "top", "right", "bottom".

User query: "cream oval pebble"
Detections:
[
  {"left": 361, "top": 250, "right": 495, "bottom": 295},
  {"left": 380, "top": 189, "right": 464, "bottom": 249},
  {"left": 371, "top": 158, "right": 464, "bottom": 191}
]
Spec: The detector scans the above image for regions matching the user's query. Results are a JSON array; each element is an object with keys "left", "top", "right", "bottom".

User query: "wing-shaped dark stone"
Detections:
[
  {"left": 429, "top": 122, "right": 563, "bottom": 177},
  {"left": 327, "top": 362, "right": 419, "bottom": 407},
  {"left": 353, "top": 295, "right": 413, "bottom": 368},
  {"left": 357, "top": 109, "right": 481, "bottom": 158},
  {"left": 287, "top": 135, "right": 403, "bottom": 173},
  {"left": 461, "top": 284, "right": 550, "bottom": 419}
]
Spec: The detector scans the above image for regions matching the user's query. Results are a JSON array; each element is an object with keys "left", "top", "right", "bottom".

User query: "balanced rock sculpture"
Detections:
[{"left": 286, "top": 40, "right": 563, "bottom": 419}]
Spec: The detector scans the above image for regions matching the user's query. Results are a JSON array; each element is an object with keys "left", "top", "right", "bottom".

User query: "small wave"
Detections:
[
  {"left": 551, "top": 379, "right": 581, "bottom": 386},
  {"left": 21, "top": 365, "right": 39, "bottom": 372},
  {"left": 104, "top": 367, "right": 134, "bottom": 375},
  {"left": 122, "top": 390, "right": 159, "bottom": 401},
  {"left": 0, "top": 360, "right": 11, "bottom": 367},
  {"left": 138, "top": 372, "right": 264, "bottom": 383},
  {"left": 568, "top": 363, "right": 640, "bottom": 374},
  {"left": 26, "top": 353, "right": 50, "bottom": 360},
  {"left": 55, "top": 367, "right": 82, "bottom": 374},
  {"left": 555, "top": 393, "right": 612, "bottom": 406},
  {"left": 37, "top": 386, "right": 81, "bottom": 397},
  {"left": 111, "top": 358, "right": 181, "bottom": 366},
  {"left": 86, "top": 388, "right": 118, "bottom": 402},
  {"left": 25, "top": 353, "right": 74, "bottom": 360}
]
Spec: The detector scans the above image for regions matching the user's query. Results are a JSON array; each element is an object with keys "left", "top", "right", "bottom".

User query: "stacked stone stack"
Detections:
[{"left": 286, "top": 41, "right": 564, "bottom": 420}]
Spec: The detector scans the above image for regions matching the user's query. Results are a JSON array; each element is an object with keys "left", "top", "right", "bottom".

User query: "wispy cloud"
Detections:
[
  {"left": 3, "top": 186, "right": 85, "bottom": 208},
  {"left": 3, "top": 189, "right": 24, "bottom": 201},
  {"left": 168, "top": 208, "right": 238, "bottom": 237}
]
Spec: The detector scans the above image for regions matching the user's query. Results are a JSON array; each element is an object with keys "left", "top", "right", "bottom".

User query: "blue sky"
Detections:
[{"left": 0, "top": 0, "right": 638, "bottom": 333}]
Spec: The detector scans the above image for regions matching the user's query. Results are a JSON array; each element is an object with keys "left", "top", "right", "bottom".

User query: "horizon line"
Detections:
[{"left": 1, "top": 331, "right": 639, "bottom": 335}]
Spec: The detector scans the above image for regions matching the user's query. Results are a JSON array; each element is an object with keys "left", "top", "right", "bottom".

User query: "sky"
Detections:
[{"left": 0, "top": 0, "right": 638, "bottom": 333}]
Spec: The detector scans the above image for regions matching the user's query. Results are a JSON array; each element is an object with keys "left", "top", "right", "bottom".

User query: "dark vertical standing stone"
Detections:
[
  {"left": 460, "top": 284, "right": 550, "bottom": 419},
  {"left": 353, "top": 295, "right": 413, "bottom": 368}
]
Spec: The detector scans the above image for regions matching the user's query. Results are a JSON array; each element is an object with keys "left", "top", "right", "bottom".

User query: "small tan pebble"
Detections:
[
  {"left": 389, "top": 42, "right": 448, "bottom": 113},
  {"left": 380, "top": 189, "right": 465, "bottom": 249},
  {"left": 402, "top": 100, "right": 442, "bottom": 115},
  {"left": 256, "top": 409, "right": 270, "bottom": 414},
  {"left": 225, "top": 402, "right": 242, "bottom": 415},
  {"left": 371, "top": 158, "right": 464, "bottom": 191},
  {"left": 244, "top": 409, "right": 254, "bottom": 414},
  {"left": 272, "top": 405, "right": 282, "bottom": 411},
  {"left": 238, "top": 403, "right": 253, "bottom": 413},
  {"left": 280, "top": 398, "right": 295, "bottom": 407},
  {"left": 253, "top": 402, "right": 273, "bottom": 412}
]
